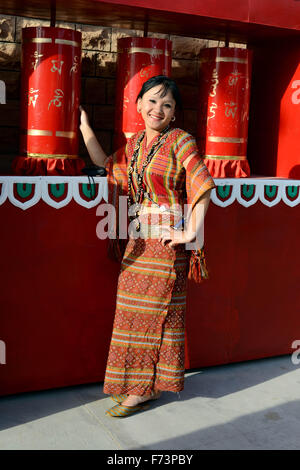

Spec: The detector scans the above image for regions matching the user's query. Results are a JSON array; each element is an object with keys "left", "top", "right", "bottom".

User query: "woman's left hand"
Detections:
[{"left": 159, "top": 226, "right": 195, "bottom": 248}]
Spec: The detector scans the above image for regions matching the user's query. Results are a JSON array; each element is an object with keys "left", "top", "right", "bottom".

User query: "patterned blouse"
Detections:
[{"left": 106, "top": 127, "right": 216, "bottom": 214}]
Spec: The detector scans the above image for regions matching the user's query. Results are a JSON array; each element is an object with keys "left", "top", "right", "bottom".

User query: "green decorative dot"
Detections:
[
  {"left": 217, "top": 185, "right": 231, "bottom": 199},
  {"left": 242, "top": 184, "right": 254, "bottom": 198},
  {"left": 265, "top": 185, "right": 277, "bottom": 198},
  {"left": 16, "top": 183, "right": 32, "bottom": 198},
  {"left": 50, "top": 184, "right": 65, "bottom": 198},
  {"left": 287, "top": 186, "right": 298, "bottom": 198},
  {"left": 82, "top": 183, "right": 96, "bottom": 199}
]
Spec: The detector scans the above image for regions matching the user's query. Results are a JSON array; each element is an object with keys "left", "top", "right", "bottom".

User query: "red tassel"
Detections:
[{"left": 188, "top": 247, "right": 210, "bottom": 283}]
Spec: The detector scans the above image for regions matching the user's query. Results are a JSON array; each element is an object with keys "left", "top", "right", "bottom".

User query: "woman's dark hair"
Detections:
[{"left": 136, "top": 75, "right": 182, "bottom": 110}]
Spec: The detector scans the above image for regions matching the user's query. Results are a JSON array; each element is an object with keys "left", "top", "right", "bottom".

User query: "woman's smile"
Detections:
[{"left": 149, "top": 113, "right": 164, "bottom": 121}]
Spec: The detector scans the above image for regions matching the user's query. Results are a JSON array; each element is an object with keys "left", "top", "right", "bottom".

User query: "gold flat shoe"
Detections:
[
  {"left": 111, "top": 392, "right": 161, "bottom": 404},
  {"left": 106, "top": 402, "right": 150, "bottom": 418}
]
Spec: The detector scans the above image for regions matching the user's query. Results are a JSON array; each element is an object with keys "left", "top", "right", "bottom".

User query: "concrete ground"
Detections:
[{"left": 1, "top": 354, "right": 300, "bottom": 450}]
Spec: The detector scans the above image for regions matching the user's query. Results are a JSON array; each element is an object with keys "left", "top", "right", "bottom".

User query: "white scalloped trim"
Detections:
[
  {"left": 212, "top": 178, "right": 300, "bottom": 208},
  {"left": 7, "top": 177, "right": 42, "bottom": 210},
  {"left": 41, "top": 179, "right": 73, "bottom": 209},
  {"left": 0, "top": 176, "right": 299, "bottom": 210},
  {"left": 0, "top": 180, "right": 8, "bottom": 206},
  {"left": 0, "top": 176, "right": 108, "bottom": 210}
]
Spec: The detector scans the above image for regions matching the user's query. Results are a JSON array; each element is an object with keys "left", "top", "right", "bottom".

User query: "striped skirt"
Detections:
[{"left": 103, "top": 237, "right": 188, "bottom": 396}]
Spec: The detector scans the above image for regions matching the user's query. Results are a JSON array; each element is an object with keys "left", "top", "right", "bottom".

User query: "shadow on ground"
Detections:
[
  {"left": 0, "top": 354, "right": 298, "bottom": 436},
  {"left": 142, "top": 400, "right": 300, "bottom": 450}
]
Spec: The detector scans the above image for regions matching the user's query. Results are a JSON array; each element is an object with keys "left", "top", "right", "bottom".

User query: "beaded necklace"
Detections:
[{"left": 127, "top": 125, "right": 171, "bottom": 230}]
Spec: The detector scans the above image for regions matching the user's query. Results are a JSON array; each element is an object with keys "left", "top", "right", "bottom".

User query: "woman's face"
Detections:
[{"left": 137, "top": 85, "right": 176, "bottom": 134}]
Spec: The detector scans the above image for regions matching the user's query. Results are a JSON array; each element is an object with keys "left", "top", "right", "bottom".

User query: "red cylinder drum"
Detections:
[
  {"left": 197, "top": 47, "right": 252, "bottom": 178},
  {"left": 277, "top": 59, "right": 300, "bottom": 178},
  {"left": 12, "top": 27, "right": 85, "bottom": 175},
  {"left": 114, "top": 37, "right": 172, "bottom": 150}
]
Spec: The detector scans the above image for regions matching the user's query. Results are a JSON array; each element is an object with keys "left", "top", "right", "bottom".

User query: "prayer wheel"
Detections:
[
  {"left": 277, "top": 52, "right": 300, "bottom": 178},
  {"left": 197, "top": 47, "right": 252, "bottom": 178},
  {"left": 12, "top": 27, "right": 85, "bottom": 175},
  {"left": 114, "top": 37, "right": 172, "bottom": 150}
]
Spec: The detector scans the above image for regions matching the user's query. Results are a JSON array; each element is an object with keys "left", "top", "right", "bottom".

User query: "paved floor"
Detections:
[{"left": 1, "top": 354, "right": 300, "bottom": 450}]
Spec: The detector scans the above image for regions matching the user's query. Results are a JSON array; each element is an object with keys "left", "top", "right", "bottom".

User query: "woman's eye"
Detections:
[
  {"left": 164, "top": 104, "right": 171, "bottom": 108},
  {"left": 150, "top": 99, "right": 156, "bottom": 103}
]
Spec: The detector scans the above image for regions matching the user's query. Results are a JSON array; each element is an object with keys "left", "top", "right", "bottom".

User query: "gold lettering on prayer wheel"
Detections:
[{"left": 197, "top": 47, "right": 252, "bottom": 178}]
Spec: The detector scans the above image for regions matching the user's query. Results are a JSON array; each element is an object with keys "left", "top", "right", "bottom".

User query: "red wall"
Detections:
[{"left": 186, "top": 200, "right": 300, "bottom": 367}]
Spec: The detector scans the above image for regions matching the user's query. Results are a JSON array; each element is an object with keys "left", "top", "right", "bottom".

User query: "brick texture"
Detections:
[
  {"left": 76, "top": 24, "right": 111, "bottom": 51},
  {"left": 0, "top": 15, "right": 15, "bottom": 42},
  {"left": 0, "top": 13, "right": 246, "bottom": 173}
]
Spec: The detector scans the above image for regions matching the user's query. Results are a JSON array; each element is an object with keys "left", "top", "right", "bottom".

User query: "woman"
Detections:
[{"left": 80, "top": 75, "right": 216, "bottom": 417}]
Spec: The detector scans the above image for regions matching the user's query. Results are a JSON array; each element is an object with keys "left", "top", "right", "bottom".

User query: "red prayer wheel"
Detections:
[
  {"left": 12, "top": 27, "right": 85, "bottom": 175},
  {"left": 197, "top": 47, "right": 253, "bottom": 178},
  {"left": 277, "top": 56, "right": 300, "bottom": 178},
  {"left": 114, "top": 37, "right": 172, "bottom": 150}
]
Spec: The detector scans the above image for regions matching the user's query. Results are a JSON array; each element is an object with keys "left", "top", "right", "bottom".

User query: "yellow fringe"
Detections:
[{"left": 188, "top": 247, "right": 210, "bottom": 283}]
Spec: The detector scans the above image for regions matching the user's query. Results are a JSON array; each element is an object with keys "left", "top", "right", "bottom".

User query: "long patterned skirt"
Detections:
[{"left": 103, "top": 237, "right": 188, "bottom": 396}]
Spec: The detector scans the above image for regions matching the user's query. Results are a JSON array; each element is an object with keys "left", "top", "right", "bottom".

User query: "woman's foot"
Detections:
[{"left": 121, "top": 391, "right": 161, "bottom": 407}]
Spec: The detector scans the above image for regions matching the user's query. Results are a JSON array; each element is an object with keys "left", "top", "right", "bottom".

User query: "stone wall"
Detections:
[{"left": 0, "top": 13, "right": 245, "bottom": 174}]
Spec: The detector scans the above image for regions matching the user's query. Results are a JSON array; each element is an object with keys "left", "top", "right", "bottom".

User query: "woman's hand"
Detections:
[
  {"left": 159, "top": 226, "right": 195, "bottom": 248},
  {"left": 160, "top": 192, "right": 211, "bottom": 249},
  {"left": 79, "top": 105, "right": 90, "bottom": 129}
]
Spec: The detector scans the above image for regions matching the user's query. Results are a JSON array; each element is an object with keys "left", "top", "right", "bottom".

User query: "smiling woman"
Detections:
[
  {"left": 136, "top": 78, "right": 178, "bottom": 143},
  {"left": 79, "top": 75, "right": 216, "bottom": 418},
  {"left": 137, "top": 86, "right": 175, "bottom": 139}
]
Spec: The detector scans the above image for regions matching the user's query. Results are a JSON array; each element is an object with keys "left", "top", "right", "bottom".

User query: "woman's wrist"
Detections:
[
  {"left": 183, "top": 229, "right": 196, "bottom": 244},
  {"left": 79, "top": 122, "right": 91, "bottom": 134}
]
